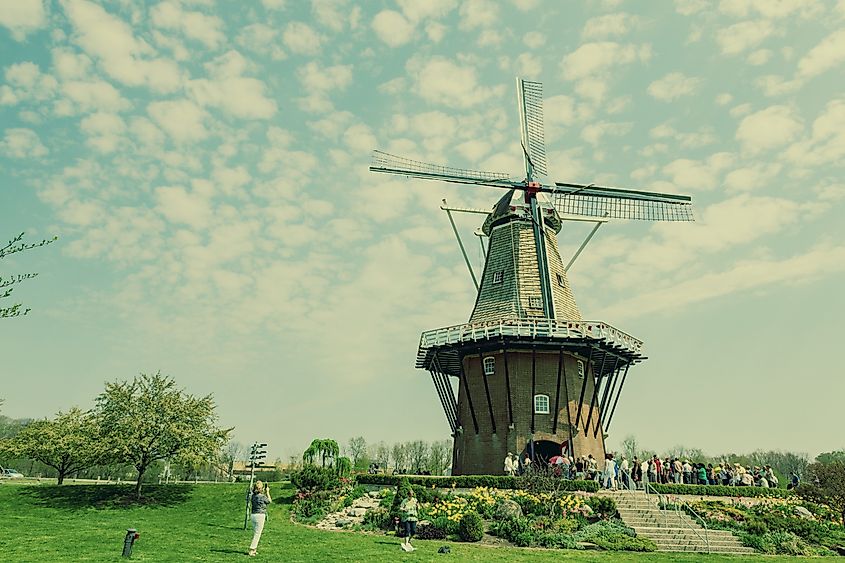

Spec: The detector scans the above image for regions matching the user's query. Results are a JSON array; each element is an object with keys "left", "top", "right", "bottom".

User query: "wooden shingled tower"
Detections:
[{"left": 370, "top": 78, "right": 694, "bottom": 475}]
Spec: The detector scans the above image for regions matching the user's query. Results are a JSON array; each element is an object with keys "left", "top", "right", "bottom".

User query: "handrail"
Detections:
[{"left": 645, "top": 481, "right": 710, "bottom": 554}]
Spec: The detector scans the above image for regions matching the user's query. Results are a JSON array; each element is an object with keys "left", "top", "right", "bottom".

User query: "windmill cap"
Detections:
[{"left": 482, "top": 189, "right": 561, "bottom": 236}]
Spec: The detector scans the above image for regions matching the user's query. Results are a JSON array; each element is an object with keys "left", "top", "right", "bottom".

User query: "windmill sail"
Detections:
[
  {"left": 548, "top": 182, "right": 694, "bottom": 221},
  {"left": 516, "top": 79, "right": 547, "bottom": 179},
  {"left": 370, "top": 150, "right": 518, "bottom": 189}
]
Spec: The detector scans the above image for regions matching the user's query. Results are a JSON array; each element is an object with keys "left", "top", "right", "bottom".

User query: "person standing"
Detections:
[
  {"left": 603, "top": 454, "right": 617, "bottom": 490},
  {"left": 399, "top": 488, "right": 419, "bottom": 552},
  {"left": 504, "top": 453, "right": 515, "bottom": 476},
  {"left": 248, "top": 481, "right": 272, "bottom": 557}
]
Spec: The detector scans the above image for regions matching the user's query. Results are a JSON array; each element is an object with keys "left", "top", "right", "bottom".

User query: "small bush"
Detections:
[
  {"left": 593, "top": 535, "right": 657, "bottom": 552},
  {"left": 586, "top": 496, "right": 617, "bottom": 519},
  {"left": 744, "top": 518, "right": 768, "bottom": 536},
  {"left": 536, "top": 531, "right": 577, "bottom": 549},
  {"left": 416, "top": 521, "right": 447, "bottom": 540},
  {"left": 431, "top": 515, "right": 460, "bottom": 536},
  {"left": 458, "top": 511, "right": 485, "bottom": 542},
  {"left": 489, "top": 515, "right": 530, "bottom": 543},
  {"left": 291, "top": 466, "right": 341, "bottom": 492},
  {"left": 389, "top": 477, "right": 412, "bottom": 522},
  {"left": 361, "top": 507, "right": 391, "bottom": 530},
  {"left": 574, "top": 520, "right": 635, "bottom": 543},
  {"left": 292, "top": 496, "right": 331, "bottom": 523}
]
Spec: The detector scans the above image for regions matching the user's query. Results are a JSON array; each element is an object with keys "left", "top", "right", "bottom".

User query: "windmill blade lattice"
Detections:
[
  {"left": 551, "top": 192, "right": 694, "bottom": 221},
  {"left": 517, "top": 79, "right": 548, "bottom": 178},
  {"left": 370, "top": 150, "right": 516, "bottom": 188}
]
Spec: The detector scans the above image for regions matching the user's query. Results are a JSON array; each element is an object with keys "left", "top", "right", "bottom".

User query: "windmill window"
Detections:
[
  {"left": 492, "top": 271, "right": 504, "bottom": 284},
  {"left": 483, "top": 356, "right": 495, "bottom": 376},
  {"left": 529, "top": 297, "right": 542, "bottom": 309},
  {"left": 556, "top": 273, "right": 565, "bottom": 287},
  {"left": 534, "top": 394, "right": 550, "bottom": 414},
  {"left": 577, "top": 360, "right": 585, "bottom": 378}
]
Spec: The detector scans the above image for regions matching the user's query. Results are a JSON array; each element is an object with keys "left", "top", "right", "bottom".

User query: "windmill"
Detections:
[{"left": 370, "top": 78, "right": 693, "bottom": 475}]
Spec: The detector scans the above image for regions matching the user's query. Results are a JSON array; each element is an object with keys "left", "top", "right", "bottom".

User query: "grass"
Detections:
[{"left": 0, "top": 481, "right": 835, "bottom": 562}]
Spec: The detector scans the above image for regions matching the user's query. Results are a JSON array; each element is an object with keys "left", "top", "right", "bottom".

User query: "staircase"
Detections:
[{"left": 603, "top": 489, "right": 755, "bottom": 554}]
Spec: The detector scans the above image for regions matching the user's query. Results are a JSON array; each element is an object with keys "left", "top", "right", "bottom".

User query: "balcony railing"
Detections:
[{"left": 418, "top": 318, "right": 643, "bottom": 355}]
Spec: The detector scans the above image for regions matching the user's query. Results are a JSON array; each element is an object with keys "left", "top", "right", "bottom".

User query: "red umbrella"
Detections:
[{"left": 549, "top": 455, "right": 563, "bottom": 464}]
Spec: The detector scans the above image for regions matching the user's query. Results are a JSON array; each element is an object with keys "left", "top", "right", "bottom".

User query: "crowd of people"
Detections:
[{"left": 504, "top": 451, "right": 800, "bottom": 490}]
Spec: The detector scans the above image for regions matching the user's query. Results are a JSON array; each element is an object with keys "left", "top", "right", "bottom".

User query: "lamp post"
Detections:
[{"left": 243, "top": 442, "right": 267, "bottom": 530}]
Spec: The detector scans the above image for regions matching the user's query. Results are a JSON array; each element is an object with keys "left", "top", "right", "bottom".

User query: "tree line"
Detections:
[
  {"left": 331, "top": 436, "right": 452, "bottom": 476},
  {"left": 0, "top": 372, "right": 230, "bottom": 497}
]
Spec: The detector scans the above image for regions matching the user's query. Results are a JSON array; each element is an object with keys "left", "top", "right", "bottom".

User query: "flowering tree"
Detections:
[
  {"left": 96, "top": 371, "right": 230, "bottom": 497},
  {"left": 1, "top": 232, "right": 56, "bottom": 318}
]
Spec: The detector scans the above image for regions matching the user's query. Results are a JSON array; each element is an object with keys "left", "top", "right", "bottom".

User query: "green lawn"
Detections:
[{"left": 0, "top": 482, "right": 832, "bottom": 562}]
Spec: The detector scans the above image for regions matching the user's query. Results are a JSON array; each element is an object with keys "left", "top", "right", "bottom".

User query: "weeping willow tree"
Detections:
[{"left": 303, "top": 439, "right": 340, "bottom": 468}]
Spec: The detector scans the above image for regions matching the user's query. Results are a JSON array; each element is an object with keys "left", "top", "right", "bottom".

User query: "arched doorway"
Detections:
[{"left": 526, "top": 440, "right": 567, "bottom": 465}]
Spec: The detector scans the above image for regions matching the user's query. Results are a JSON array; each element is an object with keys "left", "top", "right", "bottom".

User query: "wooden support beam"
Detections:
[
  {"left": 552, "top": 347, "right": 564, "bottom": 435},
  {"left": 502, "top": 348, "right": 514, "bottom": 425},
  {"left": 574, "top": 348, "right": 593, "bottom": 430},
  {"left": 457, "top": 355, "right": 479, "bottom": 434},
  {"left": 595, "top": 356, "right": 620, "bottom": 437},
  {"left": 583, "top": 351, "right": 608, "bottom": 436},
  {"left": 604, "top": 363, "right": 630, "bottom": 431},
  {"left": 530, "top": 346, "right": 537, "bottom": 433},
  {"left": 478, "top": 348, "right": 496, "bottom": 434}
]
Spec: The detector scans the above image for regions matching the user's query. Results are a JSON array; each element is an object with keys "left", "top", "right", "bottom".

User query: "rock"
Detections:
[
  {"left": 348, "top": 508, "right": 367, "bottom": 517},
  {"left": 495, "top": 498, "right": 523, "bottom": 519},
  {"left": 335, "top": 518, "right": 352, "bottom": 527},
  {"left": 368, "top": 491, "right": 380, "bottom": 498},
  {"left": 794, "top": 506, "right": 814, "bottom": 519}
]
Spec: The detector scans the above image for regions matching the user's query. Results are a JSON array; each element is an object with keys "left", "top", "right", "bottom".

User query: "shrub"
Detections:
[
  {"left": 574, "top": 520, "right": 635, "bottom": 543},
  {"left": 593, "top": 535, "right": 657, "bottom": 552},
  {"left": 535, "top": 531, "right": 577, "bottom": 549},
  {"left": 361, "top": 507, "right": 391, "bottom": 531},
  {"left": 458, "top": 511, "right": 485, "bottom": 542},
  {"left": 586, "top": 496, "right": 617, "bottom": 519},
  {"left": 291, "top": 465, "right": 341, "bottom": 493},
  {"left": 431, "top": 515, "right": 460, "bottom": 536},
  {"left": 489, "top": 515, "right": 530, "bottom": 543},
  {"left": 292, "top": 496, "right": 331, "bottom": 523},
  {"left": 389, "top": 477, "right": 412, "bottom": 522},
  {"left": 416, "top": 521, "right": 447, "bottom": 540},
  {"left": 649, "top": 483, "right": 792, "bottom": 498},
  {"left": 355, "top": 474, "right": 598, "bottom": 492},
  {"left": 744, "top": 518, "right": 768, "bottom": 536},
  {"left": 411, "top": 484, "right": 444, "bottom": 504}
]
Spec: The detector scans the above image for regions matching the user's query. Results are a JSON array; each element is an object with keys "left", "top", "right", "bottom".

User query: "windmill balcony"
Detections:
[{"left": 416, "top": 318, "right": 645, "bottom": 378}]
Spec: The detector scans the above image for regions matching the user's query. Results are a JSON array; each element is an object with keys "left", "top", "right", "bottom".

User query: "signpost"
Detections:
[{"left": 243, "top": 442, "right": 267, "bottom": 530}]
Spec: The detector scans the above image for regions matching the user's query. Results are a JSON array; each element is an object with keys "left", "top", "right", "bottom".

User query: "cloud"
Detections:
[
  {"left": 458, "top": 0, "right": 499, "bottom": 30},
  {"left": 662, "top": 152, "right": 735, "bottom": 191},
  {"left": 372, "top": 10, "right": 414, "bottom": 47},
  {"left": 784, "top": 98, "right": 845, "bottom": 168},
  {"left": 150, "top": 1, "right": 225, "bottom": 48},
  {"left": 283, "top": 21, "right": 324, "bottom": 55},
  {"left": 187, "top": 51, "right": 277, "bottom": 119},
  {"left": 715, "top": 20, "right": 774, "bottom": 55},
  {"left": 561, "top": 42, "right": 652, "bottom": 81},
  {"left": 582, "top": 13, "right": 639, "bottom": 38},
  {"left": 148, "top": 99, "right": 208, "bottom": 143},
  {"left": 0, "top": 127, "right": 48, "bottom": 157},
  {"left": 398, "top": 0, "right": 456, "bottom": 21},
  {"left": 0, "top": 0, "right": 46, "bottom": 40},
  {"left": 736, "top": 105, "right": 803, "bottom": 154},
  {"left": 581, "top": 121, "right": 632, "bottom": 145},
  {"left": 155, "top": 185, "right": 213, "bottom": 229},
  {"left": 61, "top": 0, "right": 182, "bottom": 93},
  {"left": 718, "top": 0, "right": 824, "bottom": 19},
  {"left": 296, "top": 61, "right": 353, "bottom": 113},
  {"left": 58, "top": 79, "right": 131, "bottom": 114},
  {"left": 80, "top": 112, "right": 126, "bottom": 153},
  {"left": 407, "top": 56, "right": 500, "bottom": 108},
  {"left": 523, "top": 32, "right": 545, "bottom": 48},
  {"left": 647, "top": 72, "right": 702, "bottom": 101},
  {"left": 723, "top": 162, "right": 783, "bottom": 191},
  {"left": 0, "top": 62, "right": 57, "bottom": 106},
  {"left": 236, "top": 24, "right": 286, "bottom": 61},
  {"left": 601, "top": 243, "right": 845, "bottom": 320},
  {"left": 795, "top": 28, "right": 845, "bottom": 81}
]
